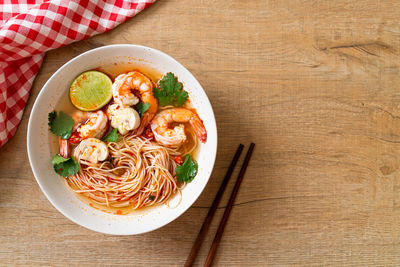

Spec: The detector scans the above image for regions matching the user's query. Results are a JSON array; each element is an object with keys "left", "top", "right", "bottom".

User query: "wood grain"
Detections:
[{"left": 1, "top": 0, "right": 400, "bottom": 265}]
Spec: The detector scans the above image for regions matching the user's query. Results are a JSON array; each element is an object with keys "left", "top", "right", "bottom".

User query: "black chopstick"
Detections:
[
  {"left": 204, "top": 143, "right": 255, "bottom": 267},
  {"left": 184, "top": 144, "right": 244, "bottom": 267}
]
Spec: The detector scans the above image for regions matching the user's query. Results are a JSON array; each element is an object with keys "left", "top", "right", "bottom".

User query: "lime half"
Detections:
[{"left": 69, "top": 71, "right": 113, "bottom": 111}]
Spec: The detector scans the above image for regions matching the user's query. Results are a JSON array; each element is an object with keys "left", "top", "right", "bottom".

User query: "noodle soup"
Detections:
[{"left": 48, "top": 63, "right": 206, "bottom": 215}]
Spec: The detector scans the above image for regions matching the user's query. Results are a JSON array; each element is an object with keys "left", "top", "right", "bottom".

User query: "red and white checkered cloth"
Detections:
[{"left": 0, "top": 0, "right": 154, "bottom": 148}]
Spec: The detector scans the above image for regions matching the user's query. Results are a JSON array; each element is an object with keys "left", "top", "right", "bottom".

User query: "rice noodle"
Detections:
[{"left": 66, "top": 135, "right": 195, "bottom": 210}]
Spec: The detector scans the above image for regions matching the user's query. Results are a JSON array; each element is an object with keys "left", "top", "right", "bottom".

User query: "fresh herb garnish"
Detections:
[
  {"left": 48, "top": 111, "right": 57, "bottom": 125},
  {"left": 103, "top": 128, "right": 118, "bottom": 142},
  {"left": 148, "top": 195, "right": 155, "bottom": 201},
  {"left": 135, "top": 102, "right": 150, "bottom": 117},
  {"left": 153, "top": 72, "right": 188, "bottom": 107},
  {"left": 51, "top": 155, "right": 79, "bottom": 178},
  {"left": 48, "top": 111, "right": 74, "bottom": 139},
  {"left": 176, "top": 154, "right": 198, "bottom": 182},
  {"left": 51, "top": 154, "right": 69, "bottom": 165}
]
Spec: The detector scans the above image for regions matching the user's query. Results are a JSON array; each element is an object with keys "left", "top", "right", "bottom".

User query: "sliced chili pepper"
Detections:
[
  {"left": 143, "top": 127, "right": 154, "bottom": 140},
  {"left": 174, "top": 155, "right": 184, "bottom": 165},
  {"left": 68, "top": 131, "right": 82, "bottom": 144}
]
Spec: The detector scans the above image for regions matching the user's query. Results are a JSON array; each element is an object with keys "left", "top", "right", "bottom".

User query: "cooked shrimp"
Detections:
[
  {"left": 112, "top": 71, "right": 158, "bottom": 134},
  {"left": 59, "top": 137, "right": 70, "bottom": 158},
  {"left": 69, "top": 110, "right": 108, "bottom": 143},
  {"left": 150, "top": 108, "right": 207, "bottom": 146}
]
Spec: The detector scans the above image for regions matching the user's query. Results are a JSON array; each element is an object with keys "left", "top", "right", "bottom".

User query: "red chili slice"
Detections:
[
  {"left": 68, "top": 131, "right": 82, "bottom": 144},
  {"left": 174, "top": 155, "right": 184, "bottom": 165},
  {"left": 143, "top": 127, "right": 154, "bottom": 140}
]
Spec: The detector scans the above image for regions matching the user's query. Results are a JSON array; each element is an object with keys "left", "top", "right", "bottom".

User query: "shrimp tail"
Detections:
[
  {"left": 190, "top": 115, "right": 207, "bottom": 143},
  {"left": 59, "top": 137, "right": 70, "bottom": 158},
  {"left": 135, "top": 112, "right": 154, "bottom": 136}
]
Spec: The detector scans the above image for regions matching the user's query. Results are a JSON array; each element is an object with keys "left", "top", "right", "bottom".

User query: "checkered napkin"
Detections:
[{"left": 0, "top": 0, "right": 154, "bottom": 148}]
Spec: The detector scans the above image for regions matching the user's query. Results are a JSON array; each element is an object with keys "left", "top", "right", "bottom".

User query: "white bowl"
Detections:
[{"left": 27, "top": 44, "right": 217, "bottom": 235}]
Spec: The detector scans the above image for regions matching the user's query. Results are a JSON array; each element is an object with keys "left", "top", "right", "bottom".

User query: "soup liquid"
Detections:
[{"left": 53, "top": 63, "right": 199, "bottom": 215}]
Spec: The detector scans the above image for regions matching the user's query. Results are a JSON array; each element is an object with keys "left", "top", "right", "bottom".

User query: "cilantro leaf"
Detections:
[
  {"left": 135, "top": 102, "right": 150, "bottom": 117},
  {"left": 48, "top": 111, "right": 56, "bottom": 126},
  {"left": 48, "top": 111, "right": 74, "bottom": 139},
  {"left": 103, "top": 128, "right": 118, "bottom": 142},
  {"left": 176, "top": 154, "right": 198, "bottom": 182},
  {"left": 51, "top": 155, "right": 69, "bottom": 165},
  {"left": 153, "top": 72, "right": 188, "bottom": 107},
  {"left": 52, "top": 156, "right": 79, "bottom": 178},
  {"left": 148, "top": 195, "right": 155, "bottom": 201}
]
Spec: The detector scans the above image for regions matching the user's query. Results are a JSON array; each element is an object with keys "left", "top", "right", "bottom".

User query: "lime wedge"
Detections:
[{"left": 69, "top": 71, "right": 113, "bottom": 111}]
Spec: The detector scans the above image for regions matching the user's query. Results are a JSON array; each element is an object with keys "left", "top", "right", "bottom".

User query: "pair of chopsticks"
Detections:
[{"left": 185, "top": 143, "right": 255, "bottom": 267}]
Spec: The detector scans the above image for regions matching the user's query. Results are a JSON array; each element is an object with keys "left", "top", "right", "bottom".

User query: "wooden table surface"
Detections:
[{"left": 1, "top": 0, "right": 400, "bottom": 266}]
